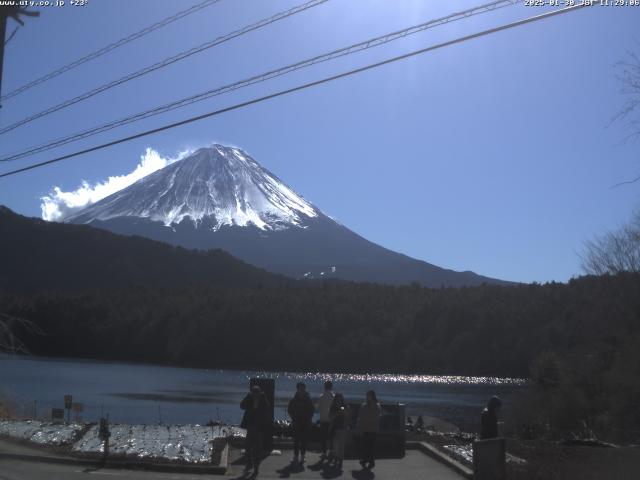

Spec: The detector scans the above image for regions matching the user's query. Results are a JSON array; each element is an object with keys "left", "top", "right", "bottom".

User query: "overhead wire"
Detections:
[
  {"left": 0, "top": 0, "right": 330, "bottom": 135},
  {"left": 0, "top": 0, "right": 523, "bottom": 162},
  {"left": 0, "top": 3, "right": 594, "bottom": 180},
  {"left": 4, "top": 25, "right": 20, "bottom": 46},
  {"left": 0, "top": 0, "right": 223, "bottom": 103}
]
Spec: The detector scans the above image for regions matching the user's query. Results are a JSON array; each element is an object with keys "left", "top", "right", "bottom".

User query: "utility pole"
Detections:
[{"left": 0, "top": 6, "right": 39, "bottom": 107}]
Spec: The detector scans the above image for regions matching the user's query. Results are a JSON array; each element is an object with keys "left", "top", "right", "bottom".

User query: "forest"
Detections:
[{"left": 3, "top": 273, "right": 639, "bottom": 379}]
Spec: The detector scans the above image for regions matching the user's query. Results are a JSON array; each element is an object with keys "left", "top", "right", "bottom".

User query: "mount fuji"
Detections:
[{"left": 65, "top": 144, "right": 506, "bottom": 287}]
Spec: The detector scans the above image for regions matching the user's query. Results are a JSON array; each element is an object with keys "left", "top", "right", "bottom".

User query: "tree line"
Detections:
[{"left": 1, "top": 272, "right": 637, "bottom": 378}]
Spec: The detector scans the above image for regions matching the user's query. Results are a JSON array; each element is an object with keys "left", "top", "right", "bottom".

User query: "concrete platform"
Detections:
[
  {"left": 227, "top": 450, "right": 467, "bottom": 479},
  {"left": 0, "top": 459, "right": 220, "bottom": 479}
]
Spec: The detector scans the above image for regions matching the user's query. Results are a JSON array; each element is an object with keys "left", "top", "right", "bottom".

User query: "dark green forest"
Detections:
[{"left": 2, "top": 273, "right": 638, "bottom": 378}]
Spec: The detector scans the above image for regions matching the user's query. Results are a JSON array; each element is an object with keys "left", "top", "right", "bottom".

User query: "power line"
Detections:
[
  {"left": 0, "top": 0, "right": 222, "bottom": 103},
  {"left": 0, "top": 3, "right": 593, "bottom": 180},
  {"left": 0, "top": 0, "right": 522, "bottom": 161},
  {"left": 611, "top": 174, "right": 640, "bottom": 188},
  {"left": 0, "top": 0, "right": 330, "bottom": 135}
]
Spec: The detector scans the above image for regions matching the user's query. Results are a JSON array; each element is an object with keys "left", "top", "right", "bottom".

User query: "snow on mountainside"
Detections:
[{"left": 66, "top": 144, "right": 319, "bottom": 231}]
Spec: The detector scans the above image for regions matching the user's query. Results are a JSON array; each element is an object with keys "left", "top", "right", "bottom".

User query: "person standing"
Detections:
[
  {"left": 317, "top": 380, "right": 335, "bottom": 459},
  {"left": 240, "top": 385, "right": 271, "bottom": 477},
  {"left": 328, "top": 393, "right": 350, "bottom": 470},
  {"left": 416, "top": 414, "right": 424, "bottom": 432},
  {"left": 480, "top": 396, "right": 502, "bottom": 439},
  {"left": 356, "top": 390, "right": 381, "bottom": 470},
  {"left": 288, "top": 382, "right": 315, "bottom": 464}
]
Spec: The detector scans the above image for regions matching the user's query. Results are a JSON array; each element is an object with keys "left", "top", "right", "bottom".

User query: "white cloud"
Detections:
[{"left": 40, "top": 147, "right": 191, "bottom": 221}]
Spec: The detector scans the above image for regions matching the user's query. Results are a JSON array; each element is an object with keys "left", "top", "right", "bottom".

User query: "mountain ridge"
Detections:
[
  {"left": 64, "top": 144, "right": 511, "bottom": 287},
  {"left": 0, "top": 205, "right": 287, "bottom": 293}
]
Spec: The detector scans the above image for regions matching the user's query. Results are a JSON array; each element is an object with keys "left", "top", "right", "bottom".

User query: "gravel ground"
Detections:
[
  {"left": 0, "top": 420, "right": 86, "bottom": 446},
  {"left": 0, "top": 420, "right": 244, "bottom": 465}
]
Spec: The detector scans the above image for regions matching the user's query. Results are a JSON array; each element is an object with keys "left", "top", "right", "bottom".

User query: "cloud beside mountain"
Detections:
[{"left": 40, "top": 148, "right": 191, "bottom": 221}]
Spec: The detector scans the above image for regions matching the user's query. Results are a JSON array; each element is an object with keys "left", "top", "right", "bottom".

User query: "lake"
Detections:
[{"left": 0, "top": 355, "right": 525, "bottom": 432}]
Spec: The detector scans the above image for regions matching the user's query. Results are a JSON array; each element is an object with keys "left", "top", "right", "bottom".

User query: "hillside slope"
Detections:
[{"left": 0, "top": 206, "right": 286, "bottom": 292}]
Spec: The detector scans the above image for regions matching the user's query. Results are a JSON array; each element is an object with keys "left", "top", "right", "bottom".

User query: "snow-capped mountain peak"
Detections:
[{"left": 65, "top": 144, "right": 319, "bottom": 231}]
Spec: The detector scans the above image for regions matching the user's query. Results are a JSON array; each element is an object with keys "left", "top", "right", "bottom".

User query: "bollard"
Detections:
[
  {"left": 98, "top": 417, "right": 111, "bottom": 463},
  {"left": 473, "top": 438, "right": 506, "bottom": 480}
]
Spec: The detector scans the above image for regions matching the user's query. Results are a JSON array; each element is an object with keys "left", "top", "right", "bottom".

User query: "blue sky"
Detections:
[{"left": 0, "top": 0, "right": 638, "bottom": 283}]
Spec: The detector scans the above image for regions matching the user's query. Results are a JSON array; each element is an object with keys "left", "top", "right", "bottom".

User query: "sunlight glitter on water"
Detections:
[{"left": 252, "top": 372, "right": 527, "bottom": 385}]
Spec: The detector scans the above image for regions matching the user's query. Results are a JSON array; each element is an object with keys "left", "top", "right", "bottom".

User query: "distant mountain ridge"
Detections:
[
  {"left": 65, "top": 144, "right": 509, "bottom": 287},
  {"left": 0, "top": 206, "right": 286, "bottom": 293}
]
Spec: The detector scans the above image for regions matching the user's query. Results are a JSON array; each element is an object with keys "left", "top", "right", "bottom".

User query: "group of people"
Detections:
[
  {"left": 405, "top": 414, "right": 425, "bottom": 432},
  {"left": 296, "top": 380, "right": 380, "bottom": 470},
  {"left": 239, "top": 380, "right": 381, "bottom": 477}
]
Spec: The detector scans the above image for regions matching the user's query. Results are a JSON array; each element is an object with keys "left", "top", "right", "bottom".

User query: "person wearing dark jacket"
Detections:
[
  {"left": 317, "top": 380, "right": 335, "bottom": 459},
  {"left": 328, "top": 393, "right": 350, "bottom": 470},
  {"left": 480, "top": 396, "right": 502, "bottom": 439},
  {"left": 356, "top": 390, "right": 381, "bottom": 470},
  {"left": 241, "top": 385, "right": 270, "bottom": 476},
  {"left": 287, "top": 382, "right": 315, "bottom": 464}
]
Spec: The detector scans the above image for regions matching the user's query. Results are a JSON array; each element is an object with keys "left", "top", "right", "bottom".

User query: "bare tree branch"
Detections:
[
  {"left": 581, "top": 210, "right": 640, "bottom": 275},
  {"left": 0, "top": 312, "right": 42, "bottom": 354},
  {"left": 610, "top": 46, "right": 640, "bottom": 129},
  {"left": 609, "top": 44, "right": 640, "bottom": 188}
]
